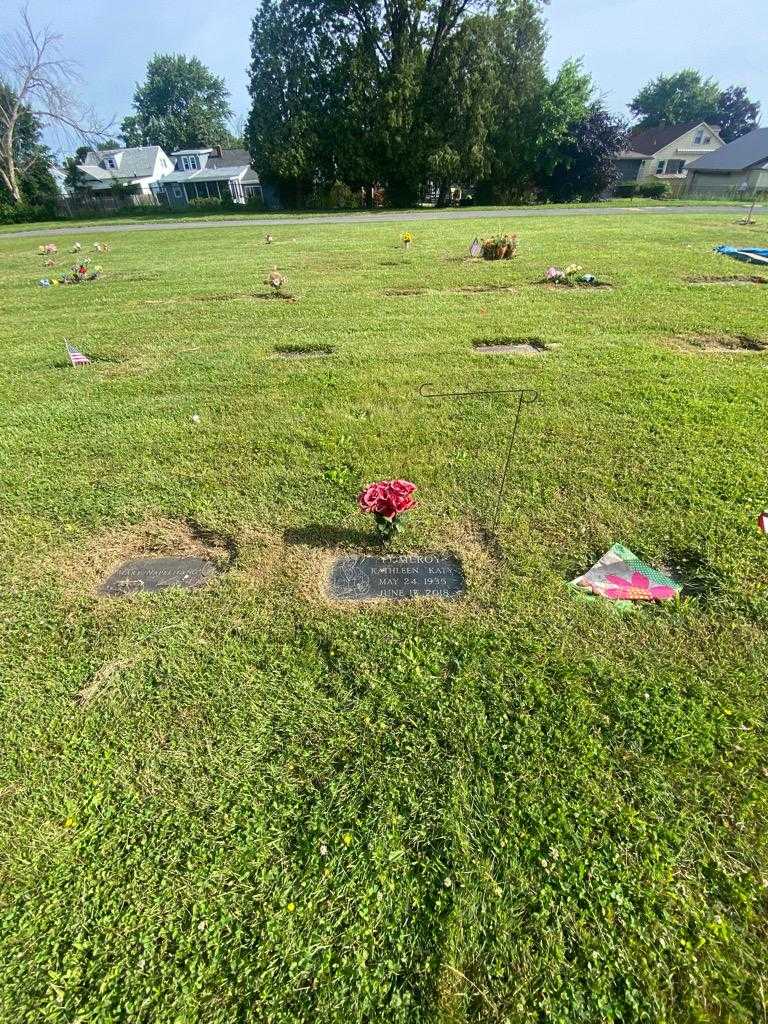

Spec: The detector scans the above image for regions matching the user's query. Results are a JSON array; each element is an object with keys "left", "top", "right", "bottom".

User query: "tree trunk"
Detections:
[{"left": 0, "top": 130, "right": 23, "bottom": 204}]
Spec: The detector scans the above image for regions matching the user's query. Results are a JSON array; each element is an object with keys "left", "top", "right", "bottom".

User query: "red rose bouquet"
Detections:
[{"left": 357, "top": 479, "right": 416, "bottom": 542}]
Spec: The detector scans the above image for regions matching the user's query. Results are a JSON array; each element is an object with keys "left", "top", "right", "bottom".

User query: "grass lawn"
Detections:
[
  {"left": 1, "top": 213, "right": 767, "bottom": 1023},
  {"left": 0, "top": 196, "right": 761, "bottom": 235}
]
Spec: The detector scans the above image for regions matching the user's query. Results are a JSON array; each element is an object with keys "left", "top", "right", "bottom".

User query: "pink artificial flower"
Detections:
[
  {"left": 603, "top": 572, "right": 677, "bottom": 602},
  {"left": 358, "top": 479, "right": 416, "bottom": 521},
  {"left": 546, "top": 266, "right": 564, "bottom": 280}
]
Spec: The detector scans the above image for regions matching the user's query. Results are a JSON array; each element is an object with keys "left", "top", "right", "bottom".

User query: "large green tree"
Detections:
[
  {"left": 629, "top": 69, "right": 720, "bottom": 127},
  {"left": 121, "top": 54, "right": 233, "bottom": 154},
  {"left": 629, "top": 70, "right": 760, "bottom": 142}
]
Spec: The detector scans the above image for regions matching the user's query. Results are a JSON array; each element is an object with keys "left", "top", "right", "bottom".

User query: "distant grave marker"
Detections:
[
  {"left": 328, "top": 553, "right": 465, "bottom": 601},
  {"left": 99, "top": 556, "right": 217, "bottom": 597}
]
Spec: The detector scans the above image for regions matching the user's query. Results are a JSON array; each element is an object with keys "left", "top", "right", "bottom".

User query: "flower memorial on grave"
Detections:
[
  {"left": 71, "top": 242, "right": 82, "bottom": 253},
  {"left": 357, "top": 479, "right": 416, "bottom": 543},
  {"left": 93, "top": 242, "right": 111, "bottom": 253},
  {"left": 758, "top": 509, "right": 768, "bottom": 535},
  {"left": 37, "top": 243, "right": 57, "bottom": 256},
  {"left": 481, "top": 234, "right": 517, "bottom": 260},
  {"left": 39, "top": 258, "right": 103, "bottom": 287},
  {"left": 545, "top": 264, "right": 606, "bottom": 287},
  {"left": 265, "top": 267, "right": 286, "bottom": 291},
  {"left": 402, "top": 232, "right": 413, "bottom": 250},
  {"left": 470, "top": 237, "right": 482, "bottom": 258}
]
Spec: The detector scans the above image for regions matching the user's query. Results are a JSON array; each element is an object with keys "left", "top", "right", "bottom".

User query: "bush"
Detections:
[
  {"left": 613, "top": 183, "right": 636, "bottom": 198},
  {"left": 635, "top": 178, "right": 668, "bottom": 199},
  {"left": 327, "top": 181, "right": 360, "bottom": 210},
  {"left": 245, "top": 194, "right": 265, "bottom": 212},
  {"left": 0, "top": 202, "right": 54, "bottom": 224},
  {"left": 187, "top": 197, "right": 223, "bottom": 212}
]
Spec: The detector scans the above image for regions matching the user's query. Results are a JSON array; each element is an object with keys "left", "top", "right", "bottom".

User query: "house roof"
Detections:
[
  {"left": 686, "top": 128, "right": 768, "bottom": 172},
  {"left": 161, "top": 166, "right": 260, "bottom": 184},
  {"left": 207, "top": 149, "right": 252, "bottom": 169},
  {"left": 626, "top": 121, "right": 720, "bottom": 156},
  {"left": 83, "top": 145, "right": 165, "bottom": 179},
  {"left": 617, "top": 150, "right": 652, "bottom": 160},
  {"left": 78, "top": 164, "right": 116, "bottom": 182}
]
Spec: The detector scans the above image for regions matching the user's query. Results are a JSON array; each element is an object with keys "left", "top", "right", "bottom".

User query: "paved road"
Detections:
[{"left": 1, "top": 204, "right": 759, "bottom": 239}]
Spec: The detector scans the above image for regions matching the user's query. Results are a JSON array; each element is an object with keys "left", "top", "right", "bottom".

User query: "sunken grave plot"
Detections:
[{"left": 472, "top": 337, "right": 549, "bottom": 356}]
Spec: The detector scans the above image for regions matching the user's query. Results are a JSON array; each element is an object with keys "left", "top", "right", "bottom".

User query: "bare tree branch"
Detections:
[{"left": 0, "top": 5, "right": 111, "bottom": 203}]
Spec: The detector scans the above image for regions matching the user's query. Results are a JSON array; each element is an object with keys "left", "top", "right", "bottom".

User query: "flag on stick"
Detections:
[
  {"left": 66, "top": 341, "right": 91, "bottom": 367},
  {"left": 758, "top": 510, "right": 768, "bottom": 535}
]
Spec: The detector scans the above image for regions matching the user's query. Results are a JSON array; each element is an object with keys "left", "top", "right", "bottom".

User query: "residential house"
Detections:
[
  {"left": 685, "top": 128, "right": 768, "bottom": 195},
  {"left": 75, "top": 146, "right": 175, "bottom": 195},
  {"left": 613, "top": 122, "right": 725, "bottom": 184},
  {"left": 156, "top": 147, "right": 262, "bottom": 207}
]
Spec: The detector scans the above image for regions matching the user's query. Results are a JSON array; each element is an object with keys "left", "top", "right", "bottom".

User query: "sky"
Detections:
[{"left": 1, "top": 0, "right": 765, "bottom": 157}]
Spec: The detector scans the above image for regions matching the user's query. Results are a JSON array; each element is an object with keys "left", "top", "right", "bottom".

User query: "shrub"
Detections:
[
  {"left": 187, "top": 197, "right": 223, "bottom": 212},
  {"left": 327, "top": 180, "right": 359, "bottom": 210},
  {"left": 613, "top": 183, "right": 637, "bottom": 198},
  {"left": 245, "top": 194, "right": 265, "bottom": 212},
  {"left": 0, "top": 202, "right": 54, "bottom": 224},
  {"left": 635, "top": 178, "right": 668, "bottom": 199}
]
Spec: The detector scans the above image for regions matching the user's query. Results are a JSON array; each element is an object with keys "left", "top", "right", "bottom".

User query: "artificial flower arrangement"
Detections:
[
  {"left": 39, "top": 258, "right": 103, "bottom": 287},
  {"left": 93, "top": 242, "right": 111, "bottom": 253},
  {"left": 545, "top": 264, "right": 606, "bottom": 287},
  {"left": 482, "top": 234, "right": 517, "bottom": 260},
  {"left": 358, "top": 479, "right": 416, "bottom": 543},
  {"left": 402, "top": 232, "right": 413, "bottom": 250},
  {"left": 37, "top": 243, "right": 58, "bottom": 256},
  {"left": 71, "top": 242, "right": 82, "bottom": 253}
]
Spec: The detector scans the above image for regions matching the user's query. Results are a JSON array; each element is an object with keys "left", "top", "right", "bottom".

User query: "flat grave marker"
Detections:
[
  {"left": 99, "top": 556, "right": 217, "bottom": 597},
  {"left": 328, "top": 553, "right": 465, "bottom": 601}
]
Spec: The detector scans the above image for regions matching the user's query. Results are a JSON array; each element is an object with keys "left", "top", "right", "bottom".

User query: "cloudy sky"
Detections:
[{"left": 1, "top": 0, "right": 765, "bottom": 154}]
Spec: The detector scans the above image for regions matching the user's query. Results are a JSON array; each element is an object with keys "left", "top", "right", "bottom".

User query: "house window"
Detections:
[
  {"left": 173, "top": 186, "right": 183, "bottom": 199},
  {"left": 666, "top": 160, "right": 686, "bottom": 175},
  {"left": 694, "top": 131, "right": 703, "bottom": 144},
  {"left": 657, "top": 160, "right": 666, "bottom": 174},
  {"left": 180, "top": 155, "right": 200, "bottom": 171},
  {"left": 106, "top": 157, "right": 117, "bottom": 169}
]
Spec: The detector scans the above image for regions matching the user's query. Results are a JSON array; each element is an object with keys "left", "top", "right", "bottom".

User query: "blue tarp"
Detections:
[{"left": 715, "top": 245, "right": 768, "bottom": 266}]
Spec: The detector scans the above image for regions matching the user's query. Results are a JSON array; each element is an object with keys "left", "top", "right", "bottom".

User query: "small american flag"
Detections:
[
  {"left": 759, "top": 510, "right": 768, "bottom": 535},
  {"left": 66, "top": 341, "right": 91, "bottom": 367}
]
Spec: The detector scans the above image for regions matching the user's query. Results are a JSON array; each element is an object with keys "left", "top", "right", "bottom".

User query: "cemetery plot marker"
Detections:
[
  {"left": 419, "top": 383, "right": 540, "bottom": 532},
  {"left": 328, "top": 553, "right": 465, "bottom": 601},
  {"left": 99, "top": 556, "right": 217, "bottom": 597}
]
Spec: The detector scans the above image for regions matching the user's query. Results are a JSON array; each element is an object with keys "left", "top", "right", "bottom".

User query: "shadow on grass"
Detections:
[{"left": 283, "top": 524, "right": 377, "bottom": 550}]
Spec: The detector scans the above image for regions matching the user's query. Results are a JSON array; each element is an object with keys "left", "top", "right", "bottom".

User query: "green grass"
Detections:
[
  {"left": 1, "top": 214, "right": 767, "bottom": 1023},
  {"left": 0, "top": 195, "right": 761, "bottom": 234}
]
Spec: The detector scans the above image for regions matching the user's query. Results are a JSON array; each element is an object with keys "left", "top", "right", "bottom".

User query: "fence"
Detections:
[{"left": 55, "top": 192, "right": 165, "bottom": 218}]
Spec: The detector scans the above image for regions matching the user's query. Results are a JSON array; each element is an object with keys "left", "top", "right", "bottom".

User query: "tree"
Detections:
[
  {"left": 716, "top": 86, "right": 760, "bottom": 143},
  {"left": 0, "top": 8, "right": 102, "bottom": 205},
  {"left": 543, "top": 104, "right": 628, "bottom": 202},
  {"left": 121, "top": 54, "right": 232, "bottom": 154},
  {"left": 629, "top": 69, "right": 720, "bottom": 127}
]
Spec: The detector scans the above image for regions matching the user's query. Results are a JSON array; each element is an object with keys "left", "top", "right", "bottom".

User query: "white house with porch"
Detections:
[
  {"left": 155, "top": 147, "right": 262, "bottom": 206},
  {"left": 76, "top": 146, "right": 175, "bottom": 194}
]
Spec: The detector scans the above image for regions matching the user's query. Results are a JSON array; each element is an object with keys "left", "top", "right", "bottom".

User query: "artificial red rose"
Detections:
[{"left": 357, "top": 479, "right": 416, "bottom": 521}]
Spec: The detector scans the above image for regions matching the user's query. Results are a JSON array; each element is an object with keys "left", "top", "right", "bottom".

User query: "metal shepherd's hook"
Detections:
[{"left": 419, "top": 383, "right": 541, "bottom": 532}]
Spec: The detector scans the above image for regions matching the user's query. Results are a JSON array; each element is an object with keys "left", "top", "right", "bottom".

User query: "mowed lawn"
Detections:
[{"left": 1, "top": 214, "right": 767, "bottom": 1023}]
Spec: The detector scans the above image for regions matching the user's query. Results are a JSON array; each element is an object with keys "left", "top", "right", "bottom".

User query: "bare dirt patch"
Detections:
[
  {"left": 194, "top": 291, "right": 297, "bottom": 303},
  {"left": 59, "top": 518, "right": 236, "bottom": 598},
  {"left": 473, "top": 337, "right": 548, "bottom": 356},
  {"left": 669, "top": 333, "right": 767, "bottom": 353},
  {"left": 452, "top": 284, "right": 516, "bottom": 294},
  {"left": 685, "top": 274, "right": 768, "bottom": 286},
  {"left": 384, "top": 287, "right": 428, "bottom": 297},
  {"left": 274, "top": 344, "right": 336, "bottom": 359}
]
